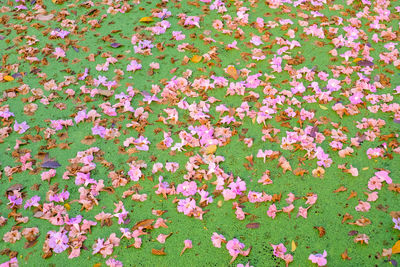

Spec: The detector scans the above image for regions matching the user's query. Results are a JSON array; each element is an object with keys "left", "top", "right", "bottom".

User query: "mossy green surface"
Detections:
[{"left": 0, "top": 0, "right": 399, "bottom": 266}]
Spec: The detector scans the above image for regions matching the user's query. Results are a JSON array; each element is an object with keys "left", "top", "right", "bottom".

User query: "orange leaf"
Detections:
[
  {"left": 226, "top": 65, "right": 239, "bottom": 80},
  {"left": 313, "top": 226, "right": 326, "bottom": 237},
  {"left": 341, "top": 249, "right": 351, "bottom": 260},
  {"left": 131, "top": 219, "right": 154, "bottom": 231},
  {"left": 139, "top": 17, "right": 153, "bottom": 23},
  {"left": 393, "top": 240, "right": 400, "bottom": 254},
  {"left": 333, "top": 186, "right": 347, "bottom": 193},
  {"left": 342, "top": 213, "right": 353, "bottom": 224},
  {"left": 151, "top": 248, "right": 166, "bottom": 255},
  {"left": 347, "top": 191, "right": 357, "bottom": 200},
  {"left": 3, "top": 75, "right": 14, "bottom": 82},
  {"left": 191, "top": 55, "right": 202, "bottom": 63}
]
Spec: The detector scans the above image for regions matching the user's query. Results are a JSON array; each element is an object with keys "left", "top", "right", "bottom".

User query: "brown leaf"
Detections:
[
  {"left": 42, "top": 251, "right": 52, "bottom": 259},
  {"left": 314, "top": 226, "right": 326, "bottom": 237},
  {"left": 293, "top": 167, "right": 308, "bottom": 177},
  {"left": 81, "top": 136, "right": 96, "bottom": 145},
  {"left": 151, "top": 248, "right": 166, "bottom": 255},
  {"left": 24, "top": 239, "right": 38, "bottom": 249},
  {"left": 348, "top": 217, "right": 371, "bottom": 227},
  {"left": 131, "top": 219, "right": 154, "bottom": 231},
  {"left": 341, "top": 249, "right": 351, "bottom": 260},
  {"left": 6, "top": 184, "right": 24, "bottom": 192},
  {"left": 246, "top": 223, "right": 260, "bottom": 229},
  {"left": 388, "top": 184, "right": 400, "bottom": 193},
  {"left": 342, "top": 213, "right": 353, "bottom": 224}
]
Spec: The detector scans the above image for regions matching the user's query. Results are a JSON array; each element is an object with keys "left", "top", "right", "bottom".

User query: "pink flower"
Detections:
[
  {"left": 106, "top": 258, "right": 123, "bottom": 267},
  {"left": 177, "top": 181, "right": 197, "bottom": 196},
  {"left": 180, "top": 239, "right": 193, "bottom": 255},
  {"left": 226, "top": 238, "right": 251, "bottom": 264},
  {"left": 367, "top": 176, "right": 382, "bottom": 190},
  {"left": 211, "top": 232, "right": 226, "bottom": 248},
  {"left": 297, "top": 206, "right": 309, "bottom": 218},
  {"left": 41, "top": 169, "right": 56, "bottom": 182},
  {"left": 309, "top": 250, "right": 327, "bottom": 266},
  {"left": 126, "top": 60, "right": 142, "bottom": 72},
  {"left": 53, "top": 47, "right": 66, "bottom": 58},
  {"left": 375, "top": 170, "right": 392, "bottom": 184},
  {"left": 355, "top": 201, "right": 371, "bottom": 212},
  {"left": 156, "top": 233, "right": 171, "bottom": 244},
  {"left": 48, "top": 230, "right": 69, "bottom": 253},
  {"left": 271, "top": 243, "right": 286, "bottom": 258},
  {"left": 267, "top": 204, "right": 278, "bottom": 219},
  {"left": 177, "top": 198, "right": 196, "bottom": 215},
  {"left": 349, "top": 91, "right": 364, "bottom": 104},
  {"left": 13, "top": 121, "right": 30, "bottom": 134}
]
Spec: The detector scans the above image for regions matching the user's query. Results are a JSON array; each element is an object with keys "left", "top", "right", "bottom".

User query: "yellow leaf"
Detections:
[
  {"left": 291, "top": 240, "right": 297, "bottom": 252},
  {"left": 3, "top": 75, "right": 14, "bottom": 82},
  {"left": 64, "top": 203, "right": 71, "bottom": 210},
  {"left": 93, "top": 264, "right": 101, "bottom": 267},
  {"left": 191, "top": 55, "right": 202, "bottom": 63},
  {"left": 139, "top": 17, "right": 153, "bottom": 23},
  {"left": 205, "top": 145, "right": 217, "bottom": 154},
  {"left": 362, "top": 167, "right": 369, "bottom": 171},
  {"left": 319, "top": 104, "right": 328, "bottom": 110},
  {"left": 393, "top": 240, "right": 400, "bottom": 254},
  {"left": 353, "top": 58, "right": 363, "bottom": 63},
  {"left": 226, "top": 65, "right": 239, "bottom": 80}
]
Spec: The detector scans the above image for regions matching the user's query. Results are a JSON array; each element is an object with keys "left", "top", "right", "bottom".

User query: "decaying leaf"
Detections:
[
  {"left": 348, "top": 217, "right": 371, "bottom": 227},
  {"left": 36, "top": 14, "right": 54, "bottom": 21},
  {"left": 342, "top": 213, "right": 353, "bottom": 224},
  {"left": 41, "top": 160, "right": 61, "bottom": 169},
  {"left": 314, "top": 226, "right": 326, "bottom": 237},
  {"left": 81, "top": 136, "right": 96, "bottom": 145},
  {"left": 6, "top": 184, "right": 24, "bottom": 192},
  {"left": 246, "top": 222, "right": 260, "bottom": 229}
]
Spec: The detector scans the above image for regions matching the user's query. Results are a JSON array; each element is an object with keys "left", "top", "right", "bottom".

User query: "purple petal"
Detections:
[
  {"left": 42, "top": 161, "right": 61, "bottom": 169},
  {"left": 110, "top": 43, "right": 122, "bottom": 48},
  {"left": 357, "top": 60, "right": 374, "bottom": 67}
]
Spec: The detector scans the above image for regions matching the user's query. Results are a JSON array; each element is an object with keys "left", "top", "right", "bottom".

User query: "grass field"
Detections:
[{"left": 0, "top": 0, "right": 400, "bottom": 266}]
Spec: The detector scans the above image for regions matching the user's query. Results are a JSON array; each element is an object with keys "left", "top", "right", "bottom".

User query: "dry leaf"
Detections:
[
  {"left": 319, "top": 104, "right": 328, "bottom": 110},
  {"left": 342, "top": 213, "right": 353, "bottom": 224},
  {"left": 131, "top": 219, "right": 154, "bottom": 231},
  {"left": 291, "top": 240, "right": 297, "bottom": 252},
  {"left": 347, "top": 191, "right": 357, "bottom": 200},
  {"left": 333, "top": 186, "right": 347, "bottom": 193},
  {"left": 226, "top": 65, "right": 239, "bottom": 80},
  {"left": 204, "top": 145, "right": 217, "bottom": 154},
  {"left": 81, "top": 136, "right": 96, "bottom": 145},
  {"left": 139, "top": 17, "right": 154, "bottom": 23},
  {"left": 393, "top": 240, "right": 400, "bottom": 254},
  {"left": 293, "top": 167, "right": 308, "bottom": 177},
  {"left": 3, "top": 75, "right": 14, "bottom": 82},
  {"left": 36, "top": 14, "right": 55, "bottom": 21},
  {"left": 191, "top": 55, "right": 202, "bottom": 63},
  {"left": 348, "top": 217, "right": 371, "bottom": 227},
  {"left": 314, "top": 226, "right": 326, "bottom": 237},
  {"left": 246, "top": 223, "right": 260, "bottom": 229},
  {"left": 93, "top": 264, "right": 102, "bottom": 267},
  {"left": 388, "top": 184, "right": 400, "bottom": 193},
  {"left": 151, "top": 248, "right": 166, "bottom": 255},
  {"left": 341, "top": 249, "right": 351, "bottom": 260}
]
